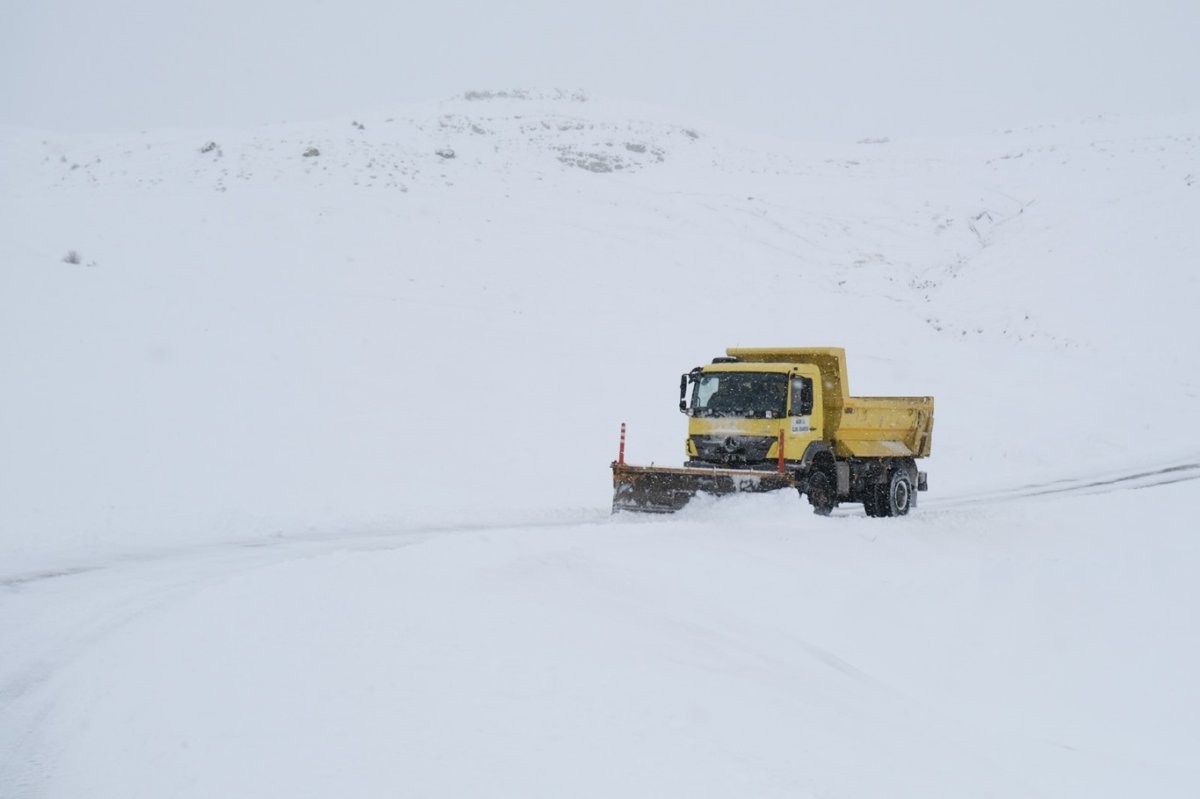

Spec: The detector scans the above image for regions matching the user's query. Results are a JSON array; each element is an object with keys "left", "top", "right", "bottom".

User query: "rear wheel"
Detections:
[
  {"left": 884, "top": 470, "right": 913, "bottom": 516},
  {"left": 806, "top": 470, "right": 836, "bottom": 516},
  {"left": 863, "top": 484, "right": 886, "bottom": 517}
]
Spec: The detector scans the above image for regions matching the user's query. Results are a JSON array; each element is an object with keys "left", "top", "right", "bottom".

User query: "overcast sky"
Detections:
[{"left": 3, "top": 0, "right": 1198, "bottom": 138}]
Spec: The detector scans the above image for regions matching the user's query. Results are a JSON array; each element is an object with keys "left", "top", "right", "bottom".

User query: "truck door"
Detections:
[{"left": 786, "top": 376, "right": 818, "bottom": 458}]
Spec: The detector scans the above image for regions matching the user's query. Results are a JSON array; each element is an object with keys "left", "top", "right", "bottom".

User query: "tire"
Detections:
[
  {"left": 863, "top": 485, "right": 886, "bottom": 517},
  {"left": 806, "top": 470, "right": 836, "bottom": 516},
  {"left": 884, "top": 470, "right": 913, "bottom": 517}
]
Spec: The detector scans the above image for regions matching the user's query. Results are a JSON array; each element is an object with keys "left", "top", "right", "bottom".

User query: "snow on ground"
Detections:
[
  {"left": 2, "top": 94, "right": 1199, "bottom": 796},
  {"left": 4, "top": 483, "right": 1197, "bottom": 797}
]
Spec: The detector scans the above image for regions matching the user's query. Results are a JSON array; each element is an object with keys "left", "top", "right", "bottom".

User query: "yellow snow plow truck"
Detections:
[{"left": 612, "top": 348, "right": 934, "bottom": 517}]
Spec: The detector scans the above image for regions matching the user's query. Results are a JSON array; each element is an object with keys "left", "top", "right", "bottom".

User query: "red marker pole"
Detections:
[
  {"left": 777, "top": 430, "right": 786, "bottom": 474},
  {"left": 619, "top": 422, "right": 627, "bottom": 466}
]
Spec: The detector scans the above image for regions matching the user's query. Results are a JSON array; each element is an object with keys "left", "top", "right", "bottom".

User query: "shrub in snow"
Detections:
[
  {"left": 199, "top": 141, "right": 218, "bottom": 154},
  {"left": 463, "top": 89, "right": 530, "bottom": 101},
  {"left": 62, "top": 250, "right": 81, "bottom": 264},
  {"left": 435, "top": 148, "right": 456, "bottom": 159},
  {"left": 303, "top": 147, "right": 320, "bottom": 158}
]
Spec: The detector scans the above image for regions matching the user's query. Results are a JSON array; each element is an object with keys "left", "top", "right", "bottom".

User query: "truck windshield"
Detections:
[{"left": 692, "top": 372, "right": 788, "bottom": 419}]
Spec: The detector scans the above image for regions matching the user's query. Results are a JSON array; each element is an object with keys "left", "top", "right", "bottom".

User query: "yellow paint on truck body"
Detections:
[
  {"left": 707, "top": 348, "right": 933, "bottom": 460},
  {"left": 685, "top": 361, "right": 824, "bottom": 461},
  {"left": 838, "top": 396, "right": 934, "bottom": 458}
]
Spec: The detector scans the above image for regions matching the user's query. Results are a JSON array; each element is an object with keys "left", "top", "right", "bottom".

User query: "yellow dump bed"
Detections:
[{"left": 837, "top": 396, "right": 934, "bottom": 458}]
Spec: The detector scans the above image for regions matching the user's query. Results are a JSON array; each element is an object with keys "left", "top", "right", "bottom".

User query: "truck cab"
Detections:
[{"left": 681, "top": 362, "right": 824, "bottom": 469}]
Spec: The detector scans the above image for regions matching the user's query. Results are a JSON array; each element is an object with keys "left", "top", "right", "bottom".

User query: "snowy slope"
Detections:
[
  {"left": 3, "top": 94, "right": 1197, "bottom": 565},
  {"left": 2, "top": 94, "right": 1199, "bottom": 797}
]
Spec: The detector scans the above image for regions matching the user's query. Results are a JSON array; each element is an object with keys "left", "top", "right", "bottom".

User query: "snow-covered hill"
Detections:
[
  {"left": 2, "top": 95, "right": 1198, "bottom": 796},
  {"left": 4, "top": 94, "right": 1196, "bottom": 564}
]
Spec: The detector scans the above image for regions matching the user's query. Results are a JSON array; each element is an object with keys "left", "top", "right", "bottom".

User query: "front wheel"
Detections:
[{"left": 805, "top": 471, "right": 836, "bottom": 516}]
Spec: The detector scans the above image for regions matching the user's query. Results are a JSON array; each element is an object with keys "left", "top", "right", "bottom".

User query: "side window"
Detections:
[
  {"left": 791, "top": 377, "right": 814, "bottom": 416},
  {"left": 695, "top": 375, "right": 720, "bottom": 407}
]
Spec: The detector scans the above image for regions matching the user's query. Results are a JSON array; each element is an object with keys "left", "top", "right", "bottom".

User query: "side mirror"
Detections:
[
  {"left": 678, "top": 374, "right": 689, "bottom": 413},
  {"left": 792, "top": 378, "right": 814, "bottom": 416}
]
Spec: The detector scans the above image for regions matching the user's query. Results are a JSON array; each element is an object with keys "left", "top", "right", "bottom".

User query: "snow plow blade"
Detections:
[{"left": 611, "top": 462, "right": 797, "bottom": 513}]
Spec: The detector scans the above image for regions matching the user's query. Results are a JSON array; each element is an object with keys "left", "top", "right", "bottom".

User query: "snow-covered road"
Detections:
[{"left": 4, "top": 468, "right": 1197, "bottom": 798}]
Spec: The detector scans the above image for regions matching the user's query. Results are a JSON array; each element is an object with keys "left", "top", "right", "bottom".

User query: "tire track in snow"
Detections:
[
  {"left": 928, "top": 459, "right": 1200, "bottom": 509},
  {"left": 0, "top": 510, "right": 609, "bottom": 588},
  {"left": 5, "top": 458, "right": 1197, "bottom": 589},
  {"left": 0, "top": 512, "right": 611, "bottom": 721},
  {"left": 0, "top": 528, "right": 457, "bottom": 795}
]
